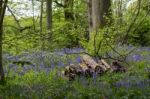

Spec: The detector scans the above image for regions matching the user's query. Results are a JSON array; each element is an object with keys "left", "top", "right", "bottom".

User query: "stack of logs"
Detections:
[{"left": 63, "top": 55, "right": 127, "bottom": 80}]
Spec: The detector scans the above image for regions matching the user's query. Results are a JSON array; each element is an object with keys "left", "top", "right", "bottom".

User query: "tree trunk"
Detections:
[
  {"left": 88, "top": 0, "right": 92, "bottom": 33},
  {"left": 46, "top": 0, "right": 52, "bottom": 39},
  {"left": 115, "top": 0, "right": 123, "bottom": 25},
  {"left": 91, "top": 0, "right": 111, "bottom": 31},
  {"left": 40, "top": 0, "right": 44, "bottom": 50},
  {"left": 40, "top": 0, "right": 43, "bottom": 32},
  {"left": 0, "top": 26, "right": 4, "bottom": 81},
  {"left": 32, "top": 0, "right": 36, "bottom": 31},
  {"left": 0, "top": 0, "right": 8, "bottom": 81}
]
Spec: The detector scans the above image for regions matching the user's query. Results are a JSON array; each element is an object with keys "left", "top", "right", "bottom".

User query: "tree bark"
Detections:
[
  {"left": 88, "top": 0, "right": 92, "bottom": 33},
  {"left": 0, "top": 26, "right": 4, "bottom": 81},
  {"left": 91, "top": 0, "right": 111, "bottom": 31},
  {"left": 40, "top": 0, "right": 43, "bottom": 32},
  {"left": 115, "top": 0, "right": 123, "bottom": 25},
  {"left": 0, "top": 0, "right": 8, "bottom": 81},
  {"left": 46, "top": 0, "right": 52, "bottom": 39}
]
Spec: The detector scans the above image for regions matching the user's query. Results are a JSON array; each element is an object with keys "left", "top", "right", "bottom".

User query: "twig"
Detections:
[
  {"left": 53, "top": 0, "right": 64, "bottom": 7},
  {"left": 122, "top": 0, "right": 141, "bottom": 44},
  {"left": 6, "top": 5, "right": 21, "bottom": 28}
]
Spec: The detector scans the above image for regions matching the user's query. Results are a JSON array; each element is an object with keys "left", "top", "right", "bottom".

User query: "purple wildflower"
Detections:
[
  {"left": 45, "top": 68, "right": 51, "bottom": 75},
  {"left": 51, "top": 62, "right": 55, "bottom": 69},
  {"left": 40, "top": 62, "right": 45, "bottom": 68},
  {"left": 58, "top": 61, "right": 64, "bottom": 67},
  {"left": 92, "top": 72, "right": 97, "bottom": 85},
  {"left": 76, "top": 56, "right": 82, "bottom": 63},
  {"left": 132, "top": 54, "right": 143, "bottom": 61},
  {"left": 67, "top": 59, "right": 73, "bottom": 65},
  {"left": 8, "top": 64, "right": 14, "bottom": 68},
  {"left": 23, "top": 66, "right": 29, "bottom": 71}
]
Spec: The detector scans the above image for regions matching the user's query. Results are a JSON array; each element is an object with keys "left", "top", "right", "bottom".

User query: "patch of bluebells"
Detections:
[
  {"left": 3, "top": 48, "right": 85, "bottom": 76},
  {"left": 109, "top": 45, "right": 150, "bottom": 63},
  {"left": 57, "top": 61, "right": 65, "bottom": 67},
  {"left": 114, "top": 79, "right": 150, "bottom": 89},
  {"left": 3, "top": 46, "right": 150, "bottom": 76},
  {"left": 132, "top": 54, "right": 143, "bottom": 61}
]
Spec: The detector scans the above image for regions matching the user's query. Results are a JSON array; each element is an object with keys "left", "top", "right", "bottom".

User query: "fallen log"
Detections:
[
  {"left": 80, "top": 63, "right": 94, "bottom": 77},
  {"left": 62, "top": 55, "right": 126, "bottom": 80},
  {"left": 64, "top": 64, "right": 82, "bottom": 76},
  {"left": 111, "top": 61, "right": 127, "bottom": 72},
  {"left": 82, "top": 55, "right": 108, "bottom": 71},
  {"left": 100, "top": 59, "right": 111, "bottom": 70},
  {"left": 94, "top": 65, "right": 104, "bottom": 75}
]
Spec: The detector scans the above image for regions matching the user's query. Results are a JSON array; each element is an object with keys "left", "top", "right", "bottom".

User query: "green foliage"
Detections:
[
  {"left": 81, "top": 27, "right": 116, "bottom": 57},
  {"left": 1, "top": 0, "right": 150, "bottom": 98},
  {"left": 129, "top": 17, "right": 150, "bottom": 46},
  {"left": 0, "top": 61, "right": 150, "bottom": 99}
]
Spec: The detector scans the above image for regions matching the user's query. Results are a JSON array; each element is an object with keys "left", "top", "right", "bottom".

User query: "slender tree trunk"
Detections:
[
  {"left": 32, "top": 0, "right": 36, "bottom": 31},
  {"left": 119, "top": 0, "right": 123, "bottom": 24},
  {"left": 0, "top": 0, "right": 8, "bottom": 81},
  {"left": 40, "top": 0, "right": 43, "bottom": 32},
  {"left": 0, "top": 26, "right": 4, "bottom": 81},
  {"left": 40, "top": 0, "right": 44, "bottom": 50},
  {"left": 46, "top": 0, "right": 52, "bottom": 39},
  {"left": 116, "top": 0, "right": 123, "bottom": 25},
  {"left": 88, "top": 0, "right": 92, "bottom": 33}
]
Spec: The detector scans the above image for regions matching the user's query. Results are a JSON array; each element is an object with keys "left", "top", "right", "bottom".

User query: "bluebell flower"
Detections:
[
  {"left": 132, "top": 54, "right": 143, "bottom": 61},
  {"left": 136, "top": 81, "right": 145, "bottom": 89},
  {"left": 65, "top": 48, "right": 70, "bottom": 54},
  {"left": 59, "top": 49, "right": 65, "bottom": 55},
  {"left": 58, "top": 61, "right": 64, "bottom": 67},
  {"left": 92, "top": 72, "right": 97, "bottom": 85},
  {"left": 8, "top": 64, "right": 14, "bottom": 68},
  {"left": 123, "top": 82, "right": 130, "bottom": 89},
  {"left": 40, "top": 62, "right": 45, "bottom": 68},
  {"left": 115, "top": 82, "right": 122, "bottom": 88},
  {"left": 12, "top": 65, "right": 18, "bottom": 72},
  {"left": 67, "top": 59, "right": 73, "bottom": 65},
  {"left": 45, "top": 68, "right": 51, "bottom": 75},
  {"left": 77, "top": 47, "right": 81, "bottom": 52},
  {"left": 76, "top": 56, "right": 82, "bottom": 63},
  {"left": 18, "top": 71, "right": 25, "bottom": 77},
  {"left": 127, "top": 44, "right": 134, "bottom": 49},
  {"left": 51, "top": 62, "right": 55, "bottom": 69},
  {"left": 63, "top": 48, "right": 67, "bottom": 53},
  {"left": 72, "top": 48, "right": 76, "bottom": 53},
  {"left": 23, "top": 66, "right": 29, "bottom": 71}
]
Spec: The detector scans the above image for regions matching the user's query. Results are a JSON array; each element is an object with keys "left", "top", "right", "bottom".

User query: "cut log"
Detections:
[
  {"left": 80, "top": 63, "right": 92, "bottom": 77},
  {"left": 68, "top": 73, "right": 76, "bottom": 81},
  {"left": 111, "top": 61, "right": 127, "bottom": 72},
  {"left": 97, "top": 60, "right": 108, "bottom": 71},
  {"left": 100, "top": 59, "right": 111, "bottom": 69},
  {"left": 62, "top": 55, "right": 126, "bottom": 81},
  {"left": 95, "top": 65, "right": 104, "bottom": 75},
  {"left": 82, "top": 55, "right": 107, "bottom": 71},
  {"left": 82, "top": 55, "right": 96, "bottom": 69},
  {"left": 64, "top": 64, "right": 82, "bottom": 76}
]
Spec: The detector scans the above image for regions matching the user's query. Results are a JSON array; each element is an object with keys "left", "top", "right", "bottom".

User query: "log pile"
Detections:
[{"left": 63, "top": 55, "right": 127, "bottom": 80}]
